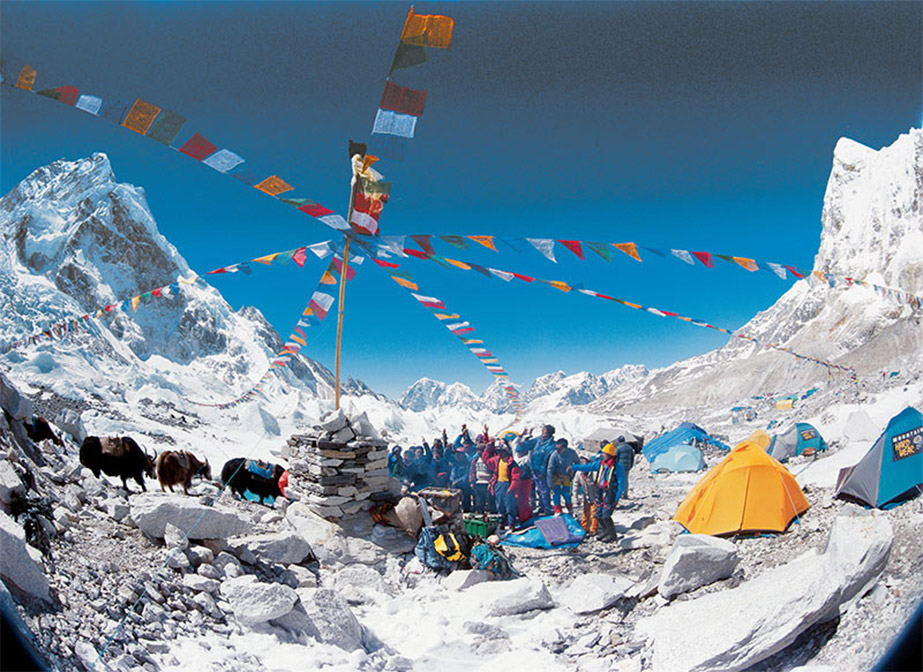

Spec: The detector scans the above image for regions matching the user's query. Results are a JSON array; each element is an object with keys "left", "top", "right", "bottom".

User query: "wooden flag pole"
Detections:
[{"left": 334, "top": 166, "right": 359, "bottom": 411}]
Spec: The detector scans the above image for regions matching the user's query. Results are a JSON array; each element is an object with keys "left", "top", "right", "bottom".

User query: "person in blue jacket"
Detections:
[
  {"left": 589, "top": 442, "right": 627, "bottom": 542},
  {"left": 518, "top": 424, "right": 556, "bottom": 515}
]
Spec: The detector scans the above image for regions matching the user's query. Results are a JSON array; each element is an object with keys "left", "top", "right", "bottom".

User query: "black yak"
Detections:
[
  {"left": 221, "top": 458, "right": 287, "bottom": 505},
  {"left": 79, "top": 436, "right": 155, "bottom": 492},
  {"left": 23, "top": 416, "right": 63, "bottom": 447},
  {"left": 155, "top": 450, "right": 211, "bottom": 494}
]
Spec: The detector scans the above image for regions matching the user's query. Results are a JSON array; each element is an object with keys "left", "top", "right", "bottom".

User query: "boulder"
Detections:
[
  {"left": 658, "top": 534, "right": 739, "bottom": 600},
  {"left": 183, "top": 574, "right": 219, "bottom": 594},
  {"left": 130, "top": 493, "right": 248, "bottom": 540},
  {"left": 351, "top": 411, "right": 380, "bottom": 439},
  {"left": 300, "top": 588, "right": 364, "bottom": 651},
  {"left": 824, "top": 512, "right": 892, "bottom": 610},
  {"left": 219, "top": 575, "right": 298, "bottom": 626},
  {"left": 164, "top": 522, "right": 189, "bottom": 551},
  {"left": 443, "top": 569, "right": 492, "bottom": 592},
  {"left": 559, "top": 573, "right": 634, "bottom": 614},
  {"left": 285, "top": 502, "right": 345, "bottom": 563},
  {"left": 0, "top": 511, "right": 50, "bottom": 602},
  {"left": 226, "top": 530, "right": 313, "bottom": 566},
  {"left": 467, "top": 577, "right": 554, "bottom": 616},
  {"left": 53, "top": 408, "right": 87, "bottom": 444},
  {"left": 0, "top": 460, "right": 25, "bottom": 508},
  {"left": 618, "top": 520, "right": 682, "bottom": 551},
  {"left": 105, "top": 499, "right": 130, "bottom": 522},
  {"left": 0, "top": 372, "right": 32, "bottom": 420},
  {"left": 270, "top": 603, "right": 322, "bottom": 643},
  {"left": 317, "top": 408, "right": 349, "bottom": 434},
  {"left": 329, "top": 564, "right": 388, "bottom": 604}
]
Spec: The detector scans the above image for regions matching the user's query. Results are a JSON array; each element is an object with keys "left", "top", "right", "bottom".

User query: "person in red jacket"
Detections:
[{"left": 507, "top": 443, "right": 534, "bottom": 529}]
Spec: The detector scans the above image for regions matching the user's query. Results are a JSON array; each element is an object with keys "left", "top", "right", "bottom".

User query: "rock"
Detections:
[
  {"left": 0, "top": 372, "right": 32, "bottom": 421},
  {"left": 332, "top": 425, "right": 357, "bottom": 443},
  {"left": 351, "top": 412, "right": 380, "bottom": 439},
  {"left": 165, "top": 550, "right": 190, "bottom": 570},
  {"left": 183, "top": 574, "right": 219, "bottom": 594},
  {"left": 467, "top": 577, "right": 554, "bottom": 616},
  {"left": 219, "top": 575, "right": 297, "bottom": 626},
  {"left": 226, "top": 531, "right": 314, "bottom": 566},
  {"left": 442, "top": 569, "right": 492, "bottom": 592},
  {"left": 824, "top": 512, "right": 893, "bottom": 612},
  {"left": 618, "top": 519, "right": 682, "bottom": 551},
  {"left": 285, "top": 502, "right": 347, "bottom": 563},
  {"left": 559, "top": 573, "right": 634, "bottom": 614},
  {"left": 105, "top": 499, "right": 130, "bottom": 522},
  {"left": 74, "top": 640, "right": 102, "bottom": 671},
  {"left": 270, "top": 603, "right": 322, "bottom": 643},
  {"left": 329, "top": 565, "right": 388, "bottom": 604},
  {"left": 164, "top": 523, "right": 189, "bottom": 551},
  {"left": 130, "top": 493, "right": 248, "bottom": 540},
  {"left": 0, "top": 460, "right": 25, "bottom": 507},
  {"left": 0, "top": 512, "right": 50, "bottom": 602},
  {"left": 53, "top": 408, "right": 87, "bottom": 444},
  {"left": 197, "top": 563, "right": 222, "bottom": 580},
  {"left": 658, "top": 534, "right": 740, "bottom": 600},
  {"left": 191, "top": 591, "right": 221, "bottom": 618},
  {"left": 300, "top": 588, "right": 364, "bottom": 651},
  {"left": 317, "top": 409, "right": 349, "bottom": 433},
  {"left": 187, "top": 545, "right": 214, "bottom": 566}
]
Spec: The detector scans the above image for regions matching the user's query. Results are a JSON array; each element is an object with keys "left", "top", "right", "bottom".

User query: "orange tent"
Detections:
[{"left": 673, "top": 431, "right": 809, "bottom": 536}]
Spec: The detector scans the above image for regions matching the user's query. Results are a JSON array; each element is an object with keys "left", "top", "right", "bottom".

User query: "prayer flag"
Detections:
[
  {"left": 489, "top": 268, "right": 514, "bottom": 282},
  {"left": 309, "top": 292, "right": 335, "bottom": 320},
  {"left": 380, "top": 81, "right": 427, "bottom": 117},
  {"left": 586, "top": 241, "right": 614, "bottom": 261},
  {"left": 16, "top": 65, "right": 36, "bottom": 90},
  {"left": 180, "top": 133, "right": 218, "bottom": 160},
  {"left": 445, "top": 258, "right": 471, "bottom": 270},
  {"left": 373, "top": 258, "right": 400, "bottom": 269},
  {"left": 362, "top": 154, "right": 379, "bottom": 173},
  {"left": 253, "top": 253, "right": 279, "bottom": 265},
  {"left": 255, "top": 175, "right": 294, "bottom": 196},
  {"left": 511, "top": 272, "right": 534, "bottom": 282},
  {"left": 440, "top": 235, "right": 468, "bottom": 249},
  {"left": 411, "top": 293, "right": 445, "bottom": 309},
  {"left": 468, "top": 235, "right": 497, "bottom": 251},
  {"left": 299, "top": 203, "right": 334, "bottom": 218},
  {"left": 392, "top": 276, "right": 419, "bottom": 290},
  {"left": 434, "top": 313, "right": 460, "bottom": 320},
  {"left": 733, "top": 256, "right": 758, "bottom": 272},
  {"left": 123, "top": 98, "right": 161, "bottom": 135},
  {"left": 231, "top": 169, "right": 259, "bottom": 186},
  {"left": 75, "top": 95, "right": 103, "bottom": 115},
  {"left": 55, "top": 86, "right": 79, "bottom": 106},
  {"left": 146, "top": 110, "right": 186, "bottom": 145},
  {"left": 131, "top": 296, "right": 140, "bottom": 312},
  {"left": 469, "top": 264, "right": 492, "bottom": 277},
  {"left": 547, "top": 280, "right": 572, "bottom": 292},
  {"left": 100, "top": 100, "right": 128, "bottom": 125},
  {"left": 308, "top": 242, "right": 334, "bottom": 259},
  {"left": 320, "top": 271, "right": 337, "bottom": 285},
  {"left": 527, "top": 238, "right": 556, "bottom": 262},
  {"left": 349, "top": 140, "right": 367, "bottom": 159},
  {"left": 291, "top": 248, "right": 307, "bottom": 267},
  {"left": 691, "top": 251, "right": 714, "bottom": 268},
  {"left": 333, "top": 257, "right": 356, "bottom": 281},
  {"left": 372, "top": 109, "right": 417, "bottom": 138},
  {"left": 764, "top": 262, "right": 787, "bottom": 279},
  {"left": 613, "top": 242, "right": 641, "bottom": 262},
  {"left": 351, "top": 211, "right": 380, "bottom": 235},
  {"left": 410, "top": 235, "right": 436, "bottom": 255},
  {"left": 203, "top": 149, "right": 244, "bottom": 173},
  {"left": 559, "top": 240, "right": 584, "bottom": 259},
  {"left": 390, "top": 43, "right": 429, "bottom": 73},
  {"left": 401, "top": 7, "right": 454, "bottom": 48},
  {"left": 671, "top": 249, "right": 695, "bottom": 265}
]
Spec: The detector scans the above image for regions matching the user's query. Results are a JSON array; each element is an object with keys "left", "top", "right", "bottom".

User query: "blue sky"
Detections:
[{"left": 1, "top": 2, "right": 920, "bottom": 399}]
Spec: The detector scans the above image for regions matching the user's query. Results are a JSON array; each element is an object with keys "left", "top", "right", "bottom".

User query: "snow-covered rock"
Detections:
[
  {"left": 466, "top": 576, "right": 554, "bottom": 616},
  {"left": 0, "top": 372, "right": 33, "bottom": 420},
  {"left": 300, "top": 588, "right": 365, "bottom": 651},
  {"left": 558, "top": 573, "right": 634, "bottom": 614},
  {"left": 219, "top": 575, "right": 298, "bottom": 626},
  {"left": 658, "top": 534, "right": 739, "bottom": 600},
  {"left": 226, "top": 531, "right": 314, "bottom": 566},
  {"left": 129, "top": 493, "right": 248, "bottom": 540},
  {"left": 824, "top": 511, "right": 893, "bottom": 611},
  {"left": 53, "top": 408, "right": 86, "bottom": 444},
  {"left": 442, "top": 569, "right": 492, "bottom": 592},
  {"left": 0, "top": 511, "right": 50, "bottom": 602}
]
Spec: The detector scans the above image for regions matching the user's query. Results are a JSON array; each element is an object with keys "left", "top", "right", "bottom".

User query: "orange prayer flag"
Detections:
[
  {"left": 255, "top": 175, "right": 294, "bottom": 196},
  {"left": 548, "top": 280, "right": 572, "bottom": 292},
  {"left": 434, "top": 313, "right": 461, "bottom": 320},
  {"left": 468, "top": 236, "right": 497, "bottom": 251},
  {"left": 445, "top": 258, "right": 472, "bottom": 270},
  {"left": 131, "top": 296, "right": 141, "bottom": 312},
  {"left": 392, "top": 276, "right": 419, "bottom": 291},
  {"left": 733, "top": 256, "right": 758, "bottom": 272},
  {"left": 302, "top": 307, "right": 315, "bottom": 316},
  {"left": 401, "top": 7, "right": 454, "bottom": 48},
  {"left": 253, "top": 253, "right": 280, "bottom": 265},
  {"left": 613, "top": 242, "right": 642, "bottom": 262},
  {"left": 320, "top": 271, "right": 338, "bottom": 285},
  {"left": 361, "top": 155, "right": 380, "bottom": 173},
  {"left": 623, "top": 301, "right": 642, "bottom": 309},
  {"left": 16, "top": 65, "right": 37, "bottom": 90},
  {"left": 122, "top": 98, "right": 161, "bottom": 135}
]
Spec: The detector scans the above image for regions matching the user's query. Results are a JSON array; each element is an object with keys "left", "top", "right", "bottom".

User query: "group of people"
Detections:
[{"left": 387, "top": 424, "right": 634, "bottom": 541}]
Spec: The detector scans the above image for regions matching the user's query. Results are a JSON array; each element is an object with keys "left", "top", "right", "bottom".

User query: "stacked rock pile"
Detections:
[{"left": 281, "top": 410, "right": 394, "bottom": 520}]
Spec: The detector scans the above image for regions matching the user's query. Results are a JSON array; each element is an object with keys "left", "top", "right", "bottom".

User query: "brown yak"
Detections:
[{"left": 155, "top": 450, "right": 211, "bottom": 494}]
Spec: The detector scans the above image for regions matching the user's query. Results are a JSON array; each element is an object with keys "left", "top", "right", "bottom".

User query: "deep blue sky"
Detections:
[{"left": 1, "top": 2, "right": 920, "bottom": 398}]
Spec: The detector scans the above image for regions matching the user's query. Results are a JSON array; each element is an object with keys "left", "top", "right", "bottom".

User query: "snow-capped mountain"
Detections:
[
  {"left": 592, "top": 129, "right": 923, "bottom": 413},
  {"left": 399, "top": 378, "right": 481, "bottom": 412},
  {"left": 0, "top": 153, "right": 377, "bottom": 416}
]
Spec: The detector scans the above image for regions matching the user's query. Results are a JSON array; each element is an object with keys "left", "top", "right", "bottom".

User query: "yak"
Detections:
[
  {"left": 79, "top": 436, "right": 155, "bottom": 492},
  {"left": 155, "top": 450, "right": 211, "bottom": 494},
  {"left": 221, "top": 458, "right": 288, "bottom": 505},
  {"left": 23, "top": 416, "right": 63, "bottom": 447}
]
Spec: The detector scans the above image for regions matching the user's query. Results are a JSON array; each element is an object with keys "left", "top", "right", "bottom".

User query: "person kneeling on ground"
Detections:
[
  {"left": 593, "top": 442, "right": 627, "bottom": 543},
  {"left": 547, "top": 438, "right": 580, "bottom": 515}
]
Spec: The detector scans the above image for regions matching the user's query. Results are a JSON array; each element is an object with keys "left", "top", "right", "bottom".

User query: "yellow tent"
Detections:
[
  {"left": 776, "top": 398, "right": 794, "bottom": 410},
  {"left": 673, "top": 431, "right": 809, "bottom": 536}
]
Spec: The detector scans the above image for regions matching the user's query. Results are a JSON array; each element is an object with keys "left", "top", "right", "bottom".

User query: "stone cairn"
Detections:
[{"left": 281, "top": 410, "right": 394, "bottom": 520}]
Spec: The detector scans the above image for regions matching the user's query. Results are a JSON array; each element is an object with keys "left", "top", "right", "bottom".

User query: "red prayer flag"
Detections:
[
  {"left": 380, "top": 81, "right": 428, "bottom": 117},
  {"left": 57, "top": 86, "right": 79, "bottom": 106},
  {"left": 179, "top": 133, "right": 217, "bottom": 160},
  {"left": 291, "top": 247, "right": 307, "bottom": 267},
  {"left": 511, "top": 273, "right": 534, "bottom": 282},
  {"left": 353, "top": 192, "right": 383, "bottom": 220},
  {"left": 558, "top": 240, "right": 584, "bottom": 260},
  {"left": 786, "top": 266, "right": 806, "bottom": 278},
  {"left": 299, "top": 203, "right": 334, "bottom": 218},
  {"left": 691, "top": 251, "right": 714, "bottom": 268},
  {"left": 373, "top": 258, "right": 401, "bottom": 269},
  {"left": 404, "top": 249, "right": 431, "bottom": 260}
]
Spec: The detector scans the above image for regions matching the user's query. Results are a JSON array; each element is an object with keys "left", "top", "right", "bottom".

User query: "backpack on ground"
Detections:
[{"left": 469, "top": 543, "right": 516, "bottom": 580}]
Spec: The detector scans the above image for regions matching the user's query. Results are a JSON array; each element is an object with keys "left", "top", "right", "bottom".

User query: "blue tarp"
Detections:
[
  {"left": 501, "top": 513, "right": 585, "bottom": 549},
  {"left": 643, "top": 426, "right": 730, "bottom": 462}
]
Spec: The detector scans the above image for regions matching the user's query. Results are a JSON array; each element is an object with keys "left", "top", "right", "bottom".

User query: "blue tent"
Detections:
[
  {"left": 768, "top": 422, "right": 828, "bottom": 462},
  {"left": 643, "top": 424, "right": 730, "bottom": 462},
  {"left": 649, "top": 443, "right": 706, "bottom": 472},
  {"left": 835, "top": 407, "right": 923, "bottom": 508}
]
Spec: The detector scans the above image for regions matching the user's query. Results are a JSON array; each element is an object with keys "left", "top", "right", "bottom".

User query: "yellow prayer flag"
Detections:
[
  {"left": 463, "top": 339, "right": 484, "bottom": 344},
  {"left": 481, "top": 358, "right": 499, "bottom": 364},
  {"left": 302, "top": 307, "right": 315, "bottom": 316},
  {"left": 445, "top": 258, "right": 472, "bottom": 270},
  {"left": 255, "top": 175, "right": 294, "bottom": 196},
  {"left": 362, "top": 155, "right": 380, "bottom": 174},
  {"left": 400, "top": 7, "right": 454, "bottom": 48},
  {"left": 613, "top": 242, "right": 642, "bottom": 262},
  {"left": 548, "top": 280, "right": 572, "bottom": 292},
  {"left": 94, "top": 309, "right": 103, "bottom": 318},
  {"left": 434, "top": 313, "right": 461, "bottom": 320},
  {"left": 468, "top": 236, "right": 497, "bottom": 251},
  {"left": 733, "top": 256, "right": 758, "bottom": 272},
  {"left": 392, "top": 276, "right": 419, "bottom": 291},
  {"left": 253, "top": 253, "right": 280, "bottom": 265},
  {"left": 131, "top": 296, "right": 140, "bottom": 312},
  {"left": 16, "top": 65, "right": 37, "bottom": 90},
  {"left": 320, "top": 271, "right": 337, "bottom": 285},
  {"left": 291, "top": 335, "right": 307, "bottom": 346},
  {"left": 123, "top": 98, "right": 161, "bottom": 134}
]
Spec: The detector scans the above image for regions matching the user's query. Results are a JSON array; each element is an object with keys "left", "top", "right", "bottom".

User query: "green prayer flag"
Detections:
[
  {"left": 586, "top": 241, "right": 614, "bottom": 261},
  {"left": 280, "top": 197, "right": 317, "bottom": 207},
  {"left": 440, "top": 235, "right": 468, "bottom": 250},
  {"left": 36, "top": 88, "right": 61, "bottom": 101},
  {"left": 146, "top": 109, "right": 187, "bottom": 145},
  {"left": 390, "top": 43, "right": 428, "bottom": 74}
]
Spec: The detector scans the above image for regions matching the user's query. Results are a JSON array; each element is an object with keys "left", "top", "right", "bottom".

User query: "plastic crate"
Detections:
[{"left": 464, "top": 514, "right": 499, "bottom": 538}]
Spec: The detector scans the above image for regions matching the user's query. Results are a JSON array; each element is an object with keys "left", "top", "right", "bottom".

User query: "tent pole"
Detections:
[{"left": 334, "top": 172, "right": 358, "bottom": 411}]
